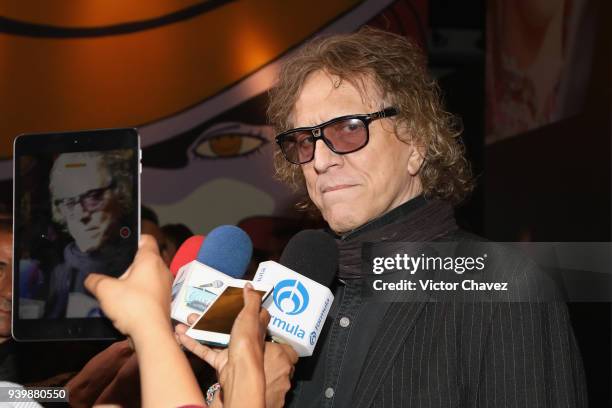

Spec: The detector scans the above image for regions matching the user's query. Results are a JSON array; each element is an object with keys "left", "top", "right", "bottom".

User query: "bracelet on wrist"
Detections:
[{"left": 205, "top": 382, "right": 221, "bottom": 406}]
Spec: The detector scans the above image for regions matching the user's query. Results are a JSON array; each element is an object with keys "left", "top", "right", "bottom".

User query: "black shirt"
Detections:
[
  {"left": 287, "top": 197, "right": 427, "bottom": 408},
  {"left": 286, "top": 196, "right": 587, "bottom": 408}
]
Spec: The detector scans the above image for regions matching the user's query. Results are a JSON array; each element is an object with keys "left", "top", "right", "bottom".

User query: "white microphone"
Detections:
[
  {"left": 253, "top": 230, "right": 338, "bottom": 357},
  {"left": 254, "top": 261, "right": 333, "bottom": 356}
]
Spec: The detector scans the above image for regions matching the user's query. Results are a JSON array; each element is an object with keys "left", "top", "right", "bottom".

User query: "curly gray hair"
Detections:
[{"left": 268, "top": 27, "right": 474, "bottom": 210}]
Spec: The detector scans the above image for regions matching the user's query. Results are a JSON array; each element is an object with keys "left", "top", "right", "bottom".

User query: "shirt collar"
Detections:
[{"left": 334, "top": 195, "right": 427, "bottom": 242}]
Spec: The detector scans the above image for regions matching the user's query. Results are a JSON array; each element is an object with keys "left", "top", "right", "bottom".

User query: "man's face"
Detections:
[
  {"left": 52, "top": 156, "right": 121, "bottom": 252},
  {"left": 294, "top": 71, "right": 424, "bottom": 233},
  {"left": 0, "top": 229, "right": 12, "bottom": 338}
]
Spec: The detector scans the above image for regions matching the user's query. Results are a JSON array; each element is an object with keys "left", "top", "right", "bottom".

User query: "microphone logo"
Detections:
[{"left": 273, "top": 279, "right": 309, "bottom": 315}]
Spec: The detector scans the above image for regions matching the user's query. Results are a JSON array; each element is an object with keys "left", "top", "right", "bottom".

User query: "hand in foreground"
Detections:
[
  {"left": 176, "top": 284, "right": 293, "bottom": 408},
  {"left": 66, "top": 340, "right": 134, "bottom": 408},
  {"left": 260, "top": 341, "right": 299, "bottom": 408},
  {"left": 86, "top": 234, "right": 204, "bottom": 408},
  {"left": 176, "top": 317, "right": 299, "bottom": 400},
  {"left": 95, "top": 353, "right": 141, "bottom": 408},
  {"left": 85, "top": 234, "right": 173, "bottom": 336}
]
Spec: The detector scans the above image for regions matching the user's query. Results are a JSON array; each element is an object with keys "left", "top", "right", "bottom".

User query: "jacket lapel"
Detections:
[{"left": 350, "top": 293, "right": 429, "bottom": 408}]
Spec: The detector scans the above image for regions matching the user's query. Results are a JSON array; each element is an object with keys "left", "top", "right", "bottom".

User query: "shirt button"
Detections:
[
  {"left": 325, "top": 387, "right": 335, "bottom": 399},
  {"left": 339, "top": 316, "right": 350, "bottom": 328}
]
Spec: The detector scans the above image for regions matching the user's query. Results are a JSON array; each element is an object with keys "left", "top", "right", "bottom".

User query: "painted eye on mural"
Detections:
[
  {"left": 194, "top": 134, "right": 266, "bottom": 158},
  {"left": 191, "top": 122, "right": 271, "bottom": 159}
]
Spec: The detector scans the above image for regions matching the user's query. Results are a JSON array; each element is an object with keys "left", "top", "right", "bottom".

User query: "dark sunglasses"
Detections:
[
  {"left": 275, "top": 107, "right": 398, "bottom": 165},
  {"left": 54, "top": 180, "right": 116, "bottom": 215}
]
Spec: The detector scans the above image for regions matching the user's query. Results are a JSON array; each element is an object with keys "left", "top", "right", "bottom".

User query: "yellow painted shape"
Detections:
[
  {"left": 0, "top": 0, "right": 362, "bottom": 159},
  {"left": 0, "top": 1, "right": 206, "bottom": 27}
]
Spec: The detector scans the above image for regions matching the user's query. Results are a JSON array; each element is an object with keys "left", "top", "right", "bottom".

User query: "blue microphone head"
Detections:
[{"left": 197, "top": 225, "right": 253, "bottom": 278}]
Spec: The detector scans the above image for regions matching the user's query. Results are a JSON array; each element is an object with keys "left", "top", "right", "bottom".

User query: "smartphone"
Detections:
[
  {"left": 12, "top": 128, "right": 140, "bottom": 341},
  {"left": 186, "top": 281, "right": 273, "bottom": 347}
]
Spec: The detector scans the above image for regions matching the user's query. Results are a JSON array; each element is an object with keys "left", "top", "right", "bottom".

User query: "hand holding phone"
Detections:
[{"left": 180, "top": 283, "right": 271, "bottom": 408}]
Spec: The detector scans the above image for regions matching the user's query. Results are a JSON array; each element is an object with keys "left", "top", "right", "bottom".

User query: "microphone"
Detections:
[
  {"left": 197, "top": 225, "right": 253, "bottom": 279},
  {"left": 170, "top": 225, "right": 253, "bottom": 324},
  {"left": 253, "top": 230, "right": 338, "bottom": 357},
  {"left": 279, "top": 230, "right": 338, "bottom": 287},
  {"left": 170, "top": 226, "right": 253, "bottom": 278},
  {"left": 170, "top": 235, "right": 205, "bottom": 276},
  {"left": 198, "top": 280, "right": 224, "bottom": 289}
]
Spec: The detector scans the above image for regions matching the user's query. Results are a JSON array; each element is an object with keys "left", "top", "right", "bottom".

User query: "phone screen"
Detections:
[{"left": 192, "top": 286, "right": 267, "bottom": 334}]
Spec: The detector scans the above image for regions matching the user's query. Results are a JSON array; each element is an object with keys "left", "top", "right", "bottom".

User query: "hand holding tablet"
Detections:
[
  {"left": 85, "top": 234, "right": 205, "bottom": 407},
  {"left": 84, "top": 235, "right": 173, "bottom": 337}
]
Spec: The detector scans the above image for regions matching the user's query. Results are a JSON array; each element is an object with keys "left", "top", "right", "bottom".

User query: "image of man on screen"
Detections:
[{"left": 45, "top": 151, "right": 134, "bottom": 318}]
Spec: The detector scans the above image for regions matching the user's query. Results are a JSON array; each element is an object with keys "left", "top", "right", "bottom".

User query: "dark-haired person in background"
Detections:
[
  {"left": 161, "top": 223, "right": 193, "bottom": 266},
  {"left": 141, "top": 205, "right": 169, "bottom": 258},
  {"left": 267, "top": 27, "right": 586, "bottom": 407},
  {"left": 0, "top": 213, "right": 15, "bottom": 380}
]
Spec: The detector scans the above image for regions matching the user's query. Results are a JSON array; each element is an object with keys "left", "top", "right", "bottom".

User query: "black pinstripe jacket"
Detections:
[{"left": 287, "top": 230, "right": 588, "bottom": 408}]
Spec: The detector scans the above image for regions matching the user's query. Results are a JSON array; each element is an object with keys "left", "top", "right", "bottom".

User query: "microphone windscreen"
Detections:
[
  {"left": 280, "top": 230, "right": 338, "bottom": 287},
  {"left": 197, "top": 225, "right": 253, "bottom": 279},
  {"left": 169, "top": 235, "right": 205, "bottom": 276}
]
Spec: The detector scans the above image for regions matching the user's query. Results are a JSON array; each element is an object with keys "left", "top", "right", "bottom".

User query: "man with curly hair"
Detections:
[
  {"left": 46, "top": 151, "right": 134, "bottom": 318},
  {"left": 269, "top": 28, "right": 586, "bottom": 407}
]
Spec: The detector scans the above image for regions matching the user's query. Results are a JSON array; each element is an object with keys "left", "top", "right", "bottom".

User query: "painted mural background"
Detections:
[
  {"left": 485, "top": 0, "right": 597, "bottom": 143},
  {"left": 0, "top": 0, "right": 428, "bottom": 233}
]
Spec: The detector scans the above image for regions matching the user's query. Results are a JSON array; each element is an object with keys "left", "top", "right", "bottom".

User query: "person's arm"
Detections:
[
  {"left": 85, "top": 235, "right": 204, "bottom": 408},
  {"left": 176, "top": 318, "right": 297, "bottom": 408},
  {"left": 131, "top": 318, "right": 203, "bottom": 408},
  {"left": 177, "top": 284, "right": 275, "bottom": 408},
  {"left": 218, "top": 284, "right": 267, "bottom": 408},
  {"left": 94, "top": 353, "right": 141, "bottom": 408},
  {"left": 66, "top": 340, "right": 134, "bottom": 408}
]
